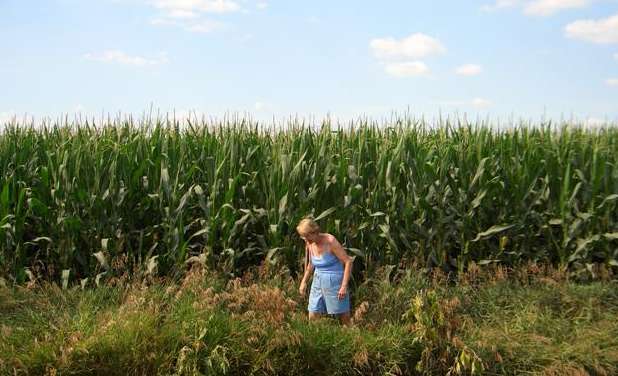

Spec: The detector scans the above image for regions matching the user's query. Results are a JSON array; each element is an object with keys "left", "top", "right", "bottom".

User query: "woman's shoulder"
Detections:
[{"left": 321, "top": 233, "right": 338, "bottom": 249}]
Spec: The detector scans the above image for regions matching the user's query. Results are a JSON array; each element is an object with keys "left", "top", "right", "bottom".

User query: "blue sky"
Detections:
[{"left": 1, "top": 0, "right": 618, "bottom": 124}]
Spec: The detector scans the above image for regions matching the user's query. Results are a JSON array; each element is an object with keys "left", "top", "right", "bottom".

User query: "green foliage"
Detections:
[{"left": 1, "top": 117, "right": 617, "bottom": 285}]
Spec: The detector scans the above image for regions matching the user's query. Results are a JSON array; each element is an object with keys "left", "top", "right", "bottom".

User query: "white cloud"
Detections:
[
  {"left": 481, "top": 0, "right": 521, "bottom": 12},
  {"left": 145, "top": 0, "right": 254, "bottom": 33},
  {"left": 129, "top": 1, "right": 268, "bottom": 34},
  {"left": 369, "top": 33, "right": 444, "bottom": 79},
  {"left": 482, "top": 0, "right": 590, "bottom": 16},
  {"left": 455, "top": 64, "right": 482, "bottom": 76},
  {"left": 524, "top": 0, "right": 589, "bottom": 16},
  {"left": 384, "top": 62, "right": 429, "bottom": 77},
  {"left": 152, "top": 0, "right": 240, "bottom": 14},
  {"left": 167, "top": 9, "right": 199, "bottom": 18},
  {"left": 150, "top": 16, "right": 223, "bottom": 32},
  {"left": 607, "top": 78, "right": 618, "bottom": 86},
  {"left": 84, "top": 50, "right": 168, "bottom": 66},
  {"left": 471, "top": 98, "right": 492, "bottom": 108},
  {"left": 251, "top": 101, "right": 282, "bottom": 117},
  {"left": 370, "top": 33, "right": 446, "bottom": 60},
  {"left": 565, "top": 14, "right": 618, "bottom": 44}
]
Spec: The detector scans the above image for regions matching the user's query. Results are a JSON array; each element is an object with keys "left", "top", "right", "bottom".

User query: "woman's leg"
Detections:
[
  {"left": 322, "top": 273, "right": 351, "bottom": 325},
  {"left": 308, "top": 274, "right": 326, "bottom": 321}
]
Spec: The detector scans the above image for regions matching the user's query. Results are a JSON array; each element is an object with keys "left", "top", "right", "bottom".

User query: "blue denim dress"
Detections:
[{"left": 308, "top": 246, "right": 350, "bottom": 314}]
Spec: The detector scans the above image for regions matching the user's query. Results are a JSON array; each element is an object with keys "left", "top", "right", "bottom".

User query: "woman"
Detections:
[{"left": 297, "top": 217, "right": 353, "bottom": 326}]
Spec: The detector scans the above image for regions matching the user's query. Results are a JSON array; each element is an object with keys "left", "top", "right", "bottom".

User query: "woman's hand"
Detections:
[
  {"left": 299, "top": 281, "right": 307, "bottom": 296},
  {"left": 337, "top": 285, "right": 347, "bottom": 300}
]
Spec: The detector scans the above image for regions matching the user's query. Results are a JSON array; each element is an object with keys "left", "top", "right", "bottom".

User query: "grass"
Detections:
[{"left": 2, "top": 262, "right": 618, "bottom": 375}]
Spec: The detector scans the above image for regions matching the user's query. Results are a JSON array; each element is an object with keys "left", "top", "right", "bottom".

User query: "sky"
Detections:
[{"left": 1, "top": 0, "right": 618, "bottom": 125}]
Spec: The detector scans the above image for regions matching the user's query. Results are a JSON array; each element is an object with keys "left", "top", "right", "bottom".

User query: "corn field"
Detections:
[{"left": 1, "top": 116, "right": 617, "bottom": 284}]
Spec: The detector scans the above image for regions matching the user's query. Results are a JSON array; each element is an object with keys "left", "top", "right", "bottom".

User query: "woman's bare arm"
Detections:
[
  {"left": 329, "top": 235, "right": 353, "bottom": 294},
  {"left": 301, "top": 243, "right": 314, "bottom": 285}
]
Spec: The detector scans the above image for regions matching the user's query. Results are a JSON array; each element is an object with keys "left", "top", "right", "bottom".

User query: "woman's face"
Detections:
[{"left": 300, "top": 231, "right": 319, "bottom": 244}]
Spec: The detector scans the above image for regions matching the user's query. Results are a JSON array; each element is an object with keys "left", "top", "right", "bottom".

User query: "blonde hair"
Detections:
[{"left": 296, "top": 217, "right": 320, "bottom": 236}]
